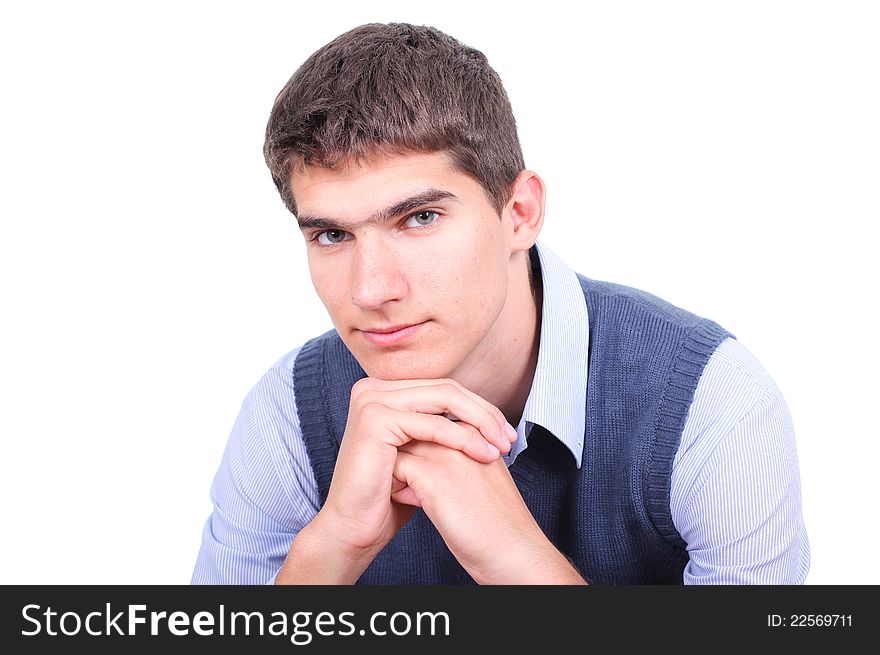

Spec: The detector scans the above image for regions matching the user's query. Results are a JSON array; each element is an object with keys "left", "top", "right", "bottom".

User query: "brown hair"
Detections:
[{"left": 263, "top": 22, "right": 525, "bottom": 216}]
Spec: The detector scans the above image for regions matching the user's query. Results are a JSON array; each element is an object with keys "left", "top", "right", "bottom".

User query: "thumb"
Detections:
[
  {"left": 390, "top": 476, "right": 421, "bottom": 507},
  {"left": 391, "top": 450, "right": 423, "bottom": 507}
]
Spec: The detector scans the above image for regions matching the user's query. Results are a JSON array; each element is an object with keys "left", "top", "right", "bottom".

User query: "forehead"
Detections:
[{"left": 290, "top": 151, "right": 482, "bottom": 219}]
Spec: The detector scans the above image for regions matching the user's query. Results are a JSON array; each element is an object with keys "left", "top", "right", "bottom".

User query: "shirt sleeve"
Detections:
[
  {"left": 191, "top": 353, "right": 321, "bottom": 584},
  {"left": 671, "top": 337, "right": 811, "bottom": 584}
]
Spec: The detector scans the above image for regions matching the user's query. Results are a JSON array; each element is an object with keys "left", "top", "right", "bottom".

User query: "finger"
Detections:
[
  {"left": 390, "top": 476, "right": 408, "bottom": 494},
  {"left": 390, "top": 485, "right": 421, "bottom": 507},
  {"left": 382, "top": 408, "right": 501, "bottom": 463},
  {"left": 390, "top": 475, "right": 421, "bottom": 506},
  {"left": 391, "top": 450, "right": 417, "bottom": 495},
  {"left": 392, "top": 448, "right": 441, "bottom": 508},
  {"left": 363, "top": 378, "right": 515, "bottom": 443},
  {"left": 367, "top": 379, "right": 513, "bottom": 439},
  {"left": 359, "top": 382, "right": 515, "bottom": 453}
]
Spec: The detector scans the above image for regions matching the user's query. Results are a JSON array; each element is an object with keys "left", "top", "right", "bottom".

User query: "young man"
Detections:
[{"left": 192, "top": 23, "right": 810, "bottom": 584}]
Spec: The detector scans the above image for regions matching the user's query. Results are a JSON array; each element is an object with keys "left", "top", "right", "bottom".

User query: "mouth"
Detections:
[{"left": 358, "top": 321, "right": 427, "bottom": 347}]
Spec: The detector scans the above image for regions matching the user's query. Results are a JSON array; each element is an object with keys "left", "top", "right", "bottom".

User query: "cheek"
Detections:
[
  {"left": 308, "top": 258, "right": 346, "bottom": 311},
  {"left": 425, "top": 226, "right": 507, "bottom": 312},
  {"left": 462, "top": 223, "right": 508, "bottom": 284}
]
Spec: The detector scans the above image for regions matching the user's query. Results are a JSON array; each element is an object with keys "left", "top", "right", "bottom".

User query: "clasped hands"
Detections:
[{"left": 296, "top": 377, "right": 585, "bottom": 585}]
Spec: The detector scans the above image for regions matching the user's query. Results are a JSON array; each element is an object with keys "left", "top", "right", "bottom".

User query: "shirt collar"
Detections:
[{"left": 505, "top": 240, "right": 589, "bottom": 469}]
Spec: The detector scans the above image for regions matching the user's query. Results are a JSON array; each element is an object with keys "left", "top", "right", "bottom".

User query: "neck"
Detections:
[{"left": 452, "top": 249, "right": 542, "bottom": 427}]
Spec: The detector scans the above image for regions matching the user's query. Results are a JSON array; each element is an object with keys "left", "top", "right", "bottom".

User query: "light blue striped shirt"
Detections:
[{"left": 192, "top": 242, "right": 810, "bottom": 585}]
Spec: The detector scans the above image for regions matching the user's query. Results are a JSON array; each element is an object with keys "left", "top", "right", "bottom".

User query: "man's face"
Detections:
[{"left": 291, "top": 151, "right": 515, "bottom": 381}]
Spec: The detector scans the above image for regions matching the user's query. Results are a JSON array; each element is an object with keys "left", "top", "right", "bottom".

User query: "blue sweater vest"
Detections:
[{"left": 293, "top": 275, "right": 732, "bottom": 584}]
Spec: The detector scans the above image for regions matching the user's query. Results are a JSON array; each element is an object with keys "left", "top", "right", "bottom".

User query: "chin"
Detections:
[{"left": 360, "top": 354, "right": 452, "bottom": 382}]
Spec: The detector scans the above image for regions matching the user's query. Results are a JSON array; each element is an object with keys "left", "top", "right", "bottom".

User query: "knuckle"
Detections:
[
  {"left": 417, "top": 417, "right": 452, "bottom": 448},
  {"left": 449, "top": 421, "right": 475, "bottom": 446},
  {"left": 424, "top": 415, "right": 446, "bottom": 443},
  {"left": 438, "top": 381, "right": 459, "bottom": 395},
  {"left": 358, "top": 401, "right": 384, "bottom": 421},
  {"left": 462, "top": 422, "right": 483, "bottom": 440},
  {"left": 351, "top": 377, "right": 375, "bottom": 396},
  {"left": 351, "top": 383, "right": 384, "bottom": 411},
  {"left": 357, "top": 390, "right": 379, "bottom": 407}
]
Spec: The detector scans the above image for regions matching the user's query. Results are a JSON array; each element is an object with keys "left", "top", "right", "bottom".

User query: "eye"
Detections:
[
  {"left": 403, "top": 210, "right": 439, "bottom": 228},
  {"left": 316, "top": 229, "right": 352, "bottom": 246}
]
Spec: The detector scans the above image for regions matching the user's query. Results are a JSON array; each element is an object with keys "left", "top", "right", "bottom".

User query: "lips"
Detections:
[{"left": 359, "top": 321, "right": 426, "bottom": 346}]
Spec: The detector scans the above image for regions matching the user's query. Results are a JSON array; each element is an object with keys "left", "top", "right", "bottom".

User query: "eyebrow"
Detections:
[{"left": 295, "top": 188, "right": 461, "bottom": 232}]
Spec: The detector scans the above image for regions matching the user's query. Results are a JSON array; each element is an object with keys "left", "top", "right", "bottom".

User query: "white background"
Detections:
[{"left": 1, "top": 1, "right": 877, "bottom": 584}]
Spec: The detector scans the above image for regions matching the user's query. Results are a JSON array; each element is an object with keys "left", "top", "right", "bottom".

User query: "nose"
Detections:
[{"left": 349, "top": 238, "right": 407, "bottom": 310}]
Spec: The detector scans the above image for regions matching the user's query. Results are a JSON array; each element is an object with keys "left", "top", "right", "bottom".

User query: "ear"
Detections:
[{"left": 503, "top": 170, "right": 546, "bottom": 252}]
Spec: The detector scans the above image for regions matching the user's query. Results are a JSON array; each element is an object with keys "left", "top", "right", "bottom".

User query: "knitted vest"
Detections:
[{"left": 293, "top": 275, "right": 732, "bottom": 584}]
